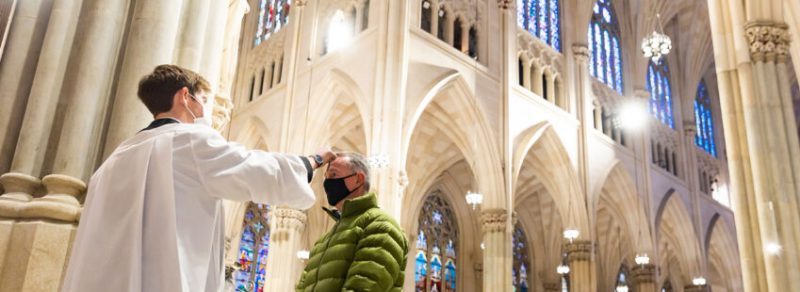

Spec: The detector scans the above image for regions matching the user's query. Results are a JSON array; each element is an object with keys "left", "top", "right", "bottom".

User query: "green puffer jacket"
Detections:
[{"left": 296, "top": 193, "right": 409, "bottom": 292}]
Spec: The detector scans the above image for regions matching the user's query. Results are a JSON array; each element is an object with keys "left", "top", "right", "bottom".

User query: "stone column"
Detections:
[
  {"left": 480, "top": 208, "right": 512, "bottom": 292},
  {"left": 741, "top": 20, "right": 800, "bottom": 291},
  {"left": 0, "top": 0, "right": 50, "bottom": 176},
  {"left": 103, "top": 0, "right": 184, "bottom": 157},
  {"left": 264, "top": 208, "right": 307, "bottom": 292},
  {"left": 2, "top": 0, "right": 81, "bottom": 194},
  {"left": 532, "top": 66, "right": 544, "bottom": 97},
  {"left": 565, "top": 240, "right": 592, "bottom": 292},
  {"left": 545, "top": 71, "right": 556, "bottom": 103},
  {"left": 631, "top": 264, "right": 656, "bottom": 292},
  {"left": 176, "top": 0, "right": 210, "bottom": 71},
  {"left": 521, "top": 60, "right": 531, "bottom": 90},
  {"left": 48, "top": 0, "right": 131, "bottom": 181}
]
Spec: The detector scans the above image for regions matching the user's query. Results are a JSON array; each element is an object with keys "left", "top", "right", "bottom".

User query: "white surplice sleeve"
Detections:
[{"left": 187, "top": 127, "right": 316, "bottom": 210}]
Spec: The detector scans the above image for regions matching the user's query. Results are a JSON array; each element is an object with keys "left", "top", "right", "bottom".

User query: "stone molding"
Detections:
[
  {"left": 564, "top": 240, "right": 592, "bottom": 262},
  {"left": 212, "top": 94, "right": 234, "bottom": 131},
  {"left": 480, "top": 208, "right": 509, "bottom": 233},
  {"left": 631, "top": 264, "right": 656, "bottom": 284},
  {"left": 744, "top": 21, "right": 790, "bottom": 63},
  {"left": 272, "top": 208, "right": 307, "bottom": 231},
  {"left": 572, "top": 45, "right": 590, "bottom": 63}
]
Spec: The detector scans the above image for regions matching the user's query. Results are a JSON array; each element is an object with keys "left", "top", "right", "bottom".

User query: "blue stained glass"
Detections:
[
  {"left": 612, "top": 37, "right": 622, "bottom": 92},
  {"left": 254, "top": 0, "right": 291, "bottom": 46},
  {"left": 647, "top": 61, "right": 674, "bottom": 128},
  {"left": 604, "top": 30, "right": 612, "bottom": 86},
  {"left": 417, "top": 193, "right": 458, "bottom": 292},
  {"left": 589, "top": 0, "right": 623, "bottom": 93},
  {"left": 513, "top": 225, "right": 531, "bottom": 292},
  {"left": 518, "top": 0, "right": 560, "bottom": 50},
  {"left": 235, "top": 204, "right": 271, "bottom": 292},
  {"left": 588, "top": 26, "right": 595, "bottom": 77}
]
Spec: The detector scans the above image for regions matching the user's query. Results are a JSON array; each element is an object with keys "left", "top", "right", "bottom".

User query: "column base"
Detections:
[
  {"left": 17, "top": 174, "right": 86, "bottom": 222},
  {"left": 0, "top": 220, "right": 77, "bottom": 292},
  {"left": 0, "top": 173, "right": 41, "bottom": 218}
]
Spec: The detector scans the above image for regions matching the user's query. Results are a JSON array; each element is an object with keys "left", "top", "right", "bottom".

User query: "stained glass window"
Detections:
[
  {"left": 694, "top": 80, "right": 717, "bottom": 156},
  {"left": 415, "top": 193, "right": 458, "bottom": 292},
  {"left": 516, "top": 0, "right": 561, "bottom": 51},
  {"left": 588, "top": 0, "right": 623, "bottom": 93},
  {"left": 235, "top": 204, "right": 270, "bottom": 292},
  {"left": 254, "top": 0, "right": 292, "bottom": 46},
  {"left": 512, "top": 225, "right": 530, "bottom": 292},
  {"left": 647, "top": 60, "right": 674, "bottom": 128}
]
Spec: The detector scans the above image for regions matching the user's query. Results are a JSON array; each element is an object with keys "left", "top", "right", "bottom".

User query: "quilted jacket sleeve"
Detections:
[{"left": 342, "top": 217, "right": 409, "bottom": 292}]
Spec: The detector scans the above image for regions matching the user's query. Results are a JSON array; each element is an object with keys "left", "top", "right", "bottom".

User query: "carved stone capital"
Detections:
[
  {"left": 272, "top": 208, "right": 307, "bottom": 231},
  {"left": 497, "top": 0, "right": 513, "bottom": 10},
  {"left": 295, "top": 0, "right": 307, "bottom": 7},
  {"left": 480, "top": 208, "right": 509, "bottom": 233},
  {"left": 564, "top": 240, "right": 592, "bottom": 263},
  {"left": 572, "top": 45, "right": 590, "bottom": 64},
  {"left": 633, "top": 89, "right": 650, "bottom": 99},
  {"left": 744, "top": 21, "right": 790, "bottom": 63},
  {"left": 631, "top": 264, "right": 656, "bottom": 284},
  {"left": 212, "top": 95, "right": 234, "bottom": 132}
]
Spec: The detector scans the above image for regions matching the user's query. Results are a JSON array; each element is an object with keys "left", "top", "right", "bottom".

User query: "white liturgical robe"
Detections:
[{"left": 61, "top": 122, "right": 316, "bottom": 292}]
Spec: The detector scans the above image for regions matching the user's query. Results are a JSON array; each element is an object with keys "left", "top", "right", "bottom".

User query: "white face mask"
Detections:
[{"left": 186, "top": 94, "right": 212, "bottom": 127}]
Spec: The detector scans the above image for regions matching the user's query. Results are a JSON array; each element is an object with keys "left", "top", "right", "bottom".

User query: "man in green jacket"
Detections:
[{"left": 297, "top": 153, "right": 408, "bottom": 292}]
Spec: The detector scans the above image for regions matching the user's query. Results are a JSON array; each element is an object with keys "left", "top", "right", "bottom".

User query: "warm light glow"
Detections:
[
  {"left": 635, "top": 253, "right": 650, "bottom": 265},
  {"left": 615, "top": 285, "right": 629, "bottom": 292},
  {"left": 480, "top": 242, "right": 485, "bottom": 250},
  {"left": 766, "top": 242, "right": 782, "bottom": 255},
  {"left": 297, "top": 250, "right": 310, "bottom": 260},
  {"left": 616, "top": 100, "right": 648, "bottom": 131},
  {"left": 466, "top": 191, "right": 484, "bottom": 210},
  {"left": 692, "top": 277, "right": 707, "bottom": 286},
  {"left": 327, "top": 10, "right": 352, "bottom": 52},
  {"left": 556, "top": 264, "right": 570, "bottom": 275},
  {"left": 563, "top": 229, "right": 580, "bottom": 241}
]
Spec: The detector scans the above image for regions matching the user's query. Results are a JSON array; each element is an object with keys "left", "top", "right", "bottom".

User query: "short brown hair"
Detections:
[{"left": 137, "top": 64, "right": 211, "bottom": 115}]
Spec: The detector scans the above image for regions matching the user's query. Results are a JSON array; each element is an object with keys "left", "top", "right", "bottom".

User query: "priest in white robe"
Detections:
[{"left": 61, "top": 64, "right": 333, "bottom": 292}]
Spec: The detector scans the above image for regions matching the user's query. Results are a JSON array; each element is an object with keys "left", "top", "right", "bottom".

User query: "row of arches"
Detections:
[{"left": 227, "top": 69, "right": 741, "bottom": 291}]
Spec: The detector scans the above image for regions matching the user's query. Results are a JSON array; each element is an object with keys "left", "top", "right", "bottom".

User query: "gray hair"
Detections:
[{"left": 338, "top": 152, "right": 371, "bottom": 192}]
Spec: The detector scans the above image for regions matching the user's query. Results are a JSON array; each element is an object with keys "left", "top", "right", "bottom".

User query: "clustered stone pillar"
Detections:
[
  {"left": 565, "top": 240, "right": 592, "bottom": 292},
  {"left": 264, "top": 208, "right": 307, "bottom": 292},
  {"left": 631, "top": 263, "right": 656, "bottom": 292},
  {"left": 480, "top": 208, "right": 513, "bottom": 292},
  {"left": 707, "top": 0, "right": 800, "bottom": 288},
  {"left": 0, "top": 0, "right": 242, "bottom": 290}
]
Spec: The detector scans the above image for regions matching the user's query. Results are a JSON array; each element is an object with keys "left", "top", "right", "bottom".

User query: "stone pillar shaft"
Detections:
[
  {"left": 565, "top": 240, "right": 592, "bottom": 292},
  {"left": 10, "top": 0, "right": 81, "bottom": 177},
  {"left": 632, "top": 264, "right": 656, "bottom": 292},
  {"left": 264, "top": 208, "right": 307, "bottom": 292},
  {"left": 481, "top": 208, "right": 512, "bottom": 292},
  {"left": 0, "top": 0, "right": 51, "bottom": 175},
  {"left": 176, "top": 0, "right": 210, "bottom": 71},
  {"left": 51, "top": 0, "right": 130, "bottom": 180},
  {"left": 103, "top": 0, "right": 184, "bottom": 158}
]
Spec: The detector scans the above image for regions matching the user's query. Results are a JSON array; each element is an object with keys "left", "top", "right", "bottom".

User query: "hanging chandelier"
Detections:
[{"left": 641, "top": 13, "right": 671, "bottom": 63}]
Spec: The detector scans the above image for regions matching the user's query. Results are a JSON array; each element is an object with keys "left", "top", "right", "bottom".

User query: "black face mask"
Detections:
[{"left": 323, "top": 173, "right": 362, "bottom": 206}]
